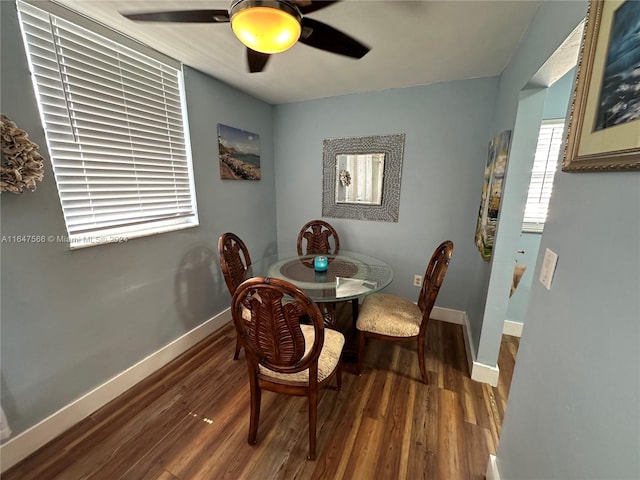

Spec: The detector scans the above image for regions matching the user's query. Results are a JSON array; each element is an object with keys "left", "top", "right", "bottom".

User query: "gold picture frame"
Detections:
[{"left": 562, "top": 0, "right": 640, "bottom": 172}]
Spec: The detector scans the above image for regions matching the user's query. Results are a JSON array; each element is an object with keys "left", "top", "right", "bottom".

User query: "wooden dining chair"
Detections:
[
  {"left": 232, "top": 277, "right": 344, "bottom": 460},
  {"left": 218, "top": 232, "right": 252, "bottom": 360},
  {"left": 297, "top": 220, "right": 340, "bottom": 255},
  {"left": 296, "top": 220, "right": 342, "bottom": 326},
  {"left": 356, "top": 240, "right": 454, "bottom": 384}
]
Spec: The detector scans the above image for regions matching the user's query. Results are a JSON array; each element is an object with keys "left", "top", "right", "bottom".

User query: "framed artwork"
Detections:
[
  {"left": 217, "top": 123, "right": 261, "bottom": 180},
  {"left": 475, "top": 130, "right": 512, "bottom": 261},
  {"left": 562, "top": 0, "right": 640, "bottom": 172}
]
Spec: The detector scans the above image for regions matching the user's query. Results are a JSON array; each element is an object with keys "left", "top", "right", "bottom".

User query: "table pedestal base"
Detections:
[{"left": 323, "top": 299, "right": 360, "bottom": 365}]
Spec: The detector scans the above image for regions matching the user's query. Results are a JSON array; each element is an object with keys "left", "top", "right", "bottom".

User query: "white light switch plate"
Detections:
[{"left": 539, "top": 248, "right": 558, "bottom": 290}]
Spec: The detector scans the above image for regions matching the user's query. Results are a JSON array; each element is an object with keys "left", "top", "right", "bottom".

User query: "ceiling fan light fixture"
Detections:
[{"left": 231, "top": 0, "right": 302, "bottom": 54}]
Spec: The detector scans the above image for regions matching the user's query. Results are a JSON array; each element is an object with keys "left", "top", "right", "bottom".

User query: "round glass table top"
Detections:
[{"left": 246, "top": 250, "right": 394, "bottom": 302}]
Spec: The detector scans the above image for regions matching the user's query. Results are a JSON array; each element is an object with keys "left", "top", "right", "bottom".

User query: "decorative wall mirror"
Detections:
[
  {"left": 322, "top": 134, "right": 405, "bottom": 222},
  {"left": 335, "top": 153, "right": 385, "bottom": 205}
]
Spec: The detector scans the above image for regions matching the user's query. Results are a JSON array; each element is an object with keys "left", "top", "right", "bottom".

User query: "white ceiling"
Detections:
[{"left": 55, "top": 0, "right": 542, "bottom": 105}]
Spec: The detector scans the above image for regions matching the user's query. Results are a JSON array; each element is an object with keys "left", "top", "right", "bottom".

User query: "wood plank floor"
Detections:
[{"left": 4, "top": 308, "right": 519, "bottom": 480}]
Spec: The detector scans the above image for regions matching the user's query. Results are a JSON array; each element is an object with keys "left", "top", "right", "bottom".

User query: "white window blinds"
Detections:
[
  {"left": 17, "top": 1, "right": 198, "bottom": 248},
  {"left": 522, "top": 119, "right": 565, "bottom": 233}
]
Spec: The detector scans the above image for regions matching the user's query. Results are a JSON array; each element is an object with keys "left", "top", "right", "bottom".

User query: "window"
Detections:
[
  {"left": 522, "top": 119, "right": 565, "bottom": 233},
  {"left": 17, "top": 1, "right": 198, "bottom": 248}
]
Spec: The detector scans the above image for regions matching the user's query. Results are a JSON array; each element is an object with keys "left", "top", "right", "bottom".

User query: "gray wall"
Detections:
[
  {"left": 273, "top": 78, "right": 499, "bottom": 312},
  {"left": 5, "top": 2, "right": 637, "bottom": 475},
  {"left": 478, "top": 86, "right": 549, "bottom": 363},
  {"left": 495, "top": 1, "right": 640, "bottom": 478},
  {"left": 542, "top": 67, "right": 576, "bottom": 120},
  {"left": 506, "top": 68, "right": 576, "bottom": 325},
  {"left": 0, "top": 1, "right": 277, "bottom": 438},
  {"left": 505, "top": 232, "right": 541, "bottom": 323},
  {"left": 471, "top": 1, "right": 589, "bottom": 367}
]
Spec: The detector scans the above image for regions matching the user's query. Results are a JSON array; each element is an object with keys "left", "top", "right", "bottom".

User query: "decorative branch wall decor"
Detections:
[{"left": 1, "top": 114, "right": 45, "bottom": 194}]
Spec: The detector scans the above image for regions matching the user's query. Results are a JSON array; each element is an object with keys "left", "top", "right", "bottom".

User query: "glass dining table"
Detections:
[
  {"left": 244, "top": 250, "right": 394, "bottom": 328},
  {"left": 246, "top": 250, "right": 393, "bottom": 302}
]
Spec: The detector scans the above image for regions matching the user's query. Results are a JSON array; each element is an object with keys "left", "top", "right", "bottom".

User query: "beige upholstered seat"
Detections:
[
  {"left": 232, "top": 276, "right": 344, "bottom": 460},
  {"left": 259, "top": 325, "right": 344, "bottom": 383},
  {"left": 356, "top": 293, "right": 422, "bottom": 337},
  {"left": 357, "top": 241, "right": 454, "bottom": 384}
]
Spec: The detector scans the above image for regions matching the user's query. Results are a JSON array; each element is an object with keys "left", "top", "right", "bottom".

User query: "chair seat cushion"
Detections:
[
  {"left": 259, "top": 325, "right": 345, "bottom": 384},
  {"left": 357, "top": 293, "right": 422, "bottom": 337}
]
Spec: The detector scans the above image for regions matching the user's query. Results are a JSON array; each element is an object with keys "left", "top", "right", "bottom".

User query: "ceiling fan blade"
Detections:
[
  {"left": 296, "top": 1, "right": 341, "bottom": 15},
  {"left": 299, "top": 18, "right": 369, "bottom": 59},
  {"left": 247, "top": 49, "right": 271, "bottom": 73},
  {"left": 122, "top": 10, "right": 230, "bottom": 23}
]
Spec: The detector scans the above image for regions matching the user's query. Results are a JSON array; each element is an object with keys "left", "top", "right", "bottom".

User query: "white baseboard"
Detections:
[
  {"left": 503, "top": 319, "right": 523, "bottom": 337},
  {"left": 431, "top": 307, "right": 499, "bottom": 386},
  {"left": 486, "top": 454, "right": 501, "bottom": 480},
  {"left": 0, "top": 309, "right": 232, "bottom": 473},
  {"left": 431, "top": 306, "right": 466, "bottom": 325},
  {"left": 471, "top": 360, "right": 500, "bottom": 386},
  {"left": 431, "top": 307, "right": 498, "bottom": 385},
  {"left": 460, "top": 311, "right": 476, "bottom": 379},
  {"left": 460, "top": 312, "right": 500, "bottom": 387}
]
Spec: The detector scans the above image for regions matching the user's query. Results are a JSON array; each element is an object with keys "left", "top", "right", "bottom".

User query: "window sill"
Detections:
[{"left": 68, "top": 218, "right": 199, "bottom": 250}]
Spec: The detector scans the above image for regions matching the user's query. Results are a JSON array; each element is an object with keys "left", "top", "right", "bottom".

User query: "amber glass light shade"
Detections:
[{"left": 231, "top": 2, "right": 301, "bottom": 54}]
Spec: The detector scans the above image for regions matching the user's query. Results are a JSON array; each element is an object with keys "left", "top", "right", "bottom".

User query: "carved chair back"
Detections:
[
  {"left": 297, "top": 220, "right": 340, "bottom": 255},
  {"left": 417, "top": 240, "right": 454, "bottom": 332},
  {"left": 218, "top": 232, "right": 252, "bottom": 295},
  {"left": 232, "top": 277, "right": 324, "bottom": 376},
  {"left": 232, "top": 276, "right": 341, "bottom": 460}
]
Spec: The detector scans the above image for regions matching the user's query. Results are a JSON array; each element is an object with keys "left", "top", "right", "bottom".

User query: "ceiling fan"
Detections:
[{"left": 121, "top": 0, "right": 370, "bottom": 73}]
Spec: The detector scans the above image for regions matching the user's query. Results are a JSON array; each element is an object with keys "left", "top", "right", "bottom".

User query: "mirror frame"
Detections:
[{"left": 322, "top": 133, "right": 405, "bottom": 222}]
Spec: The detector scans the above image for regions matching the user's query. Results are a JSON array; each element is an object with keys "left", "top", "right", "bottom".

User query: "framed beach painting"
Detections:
[
  {"left": 475, "top": 130, "right": 512, "bottom": 261},
  {"left": 217, "top": 123, "right": 261, "bottom": 180},
  {"left": 562, "top": 0, "right": 640, "bottom": 171}
]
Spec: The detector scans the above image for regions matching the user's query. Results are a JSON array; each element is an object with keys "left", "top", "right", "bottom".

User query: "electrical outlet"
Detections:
[{"left": 413, "top": 274, "right": 423, "bottom": 287}]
